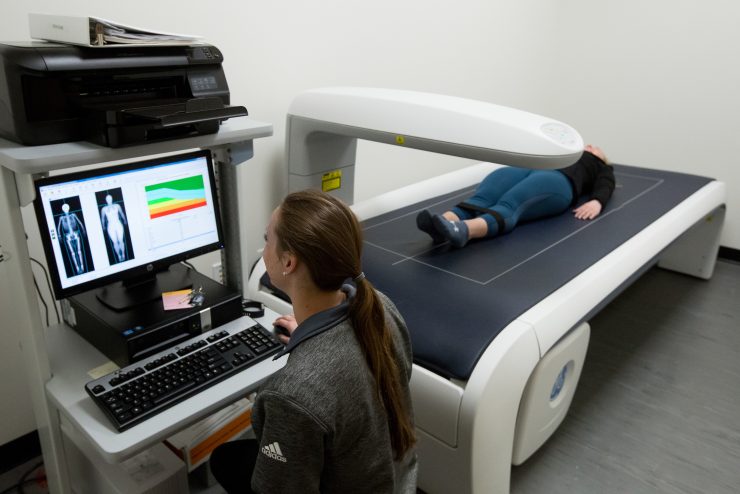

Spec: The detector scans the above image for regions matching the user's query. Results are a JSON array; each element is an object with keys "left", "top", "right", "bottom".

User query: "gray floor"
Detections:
[
  {"left": 511, "top": 259, "right": 740, "bottom": 494},
  {"left": 2, "top": 261, "right": 738, "bottom": 494}
]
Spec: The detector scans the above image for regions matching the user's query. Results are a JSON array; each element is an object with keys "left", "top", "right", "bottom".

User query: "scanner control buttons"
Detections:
[{"left": 541, "top": 122, "right": 579, "bottom": 147}]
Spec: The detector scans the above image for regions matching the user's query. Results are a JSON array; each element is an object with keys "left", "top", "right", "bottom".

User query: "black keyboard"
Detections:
[{"left": 85, "top": 319, "right": 282, "bottom": 431}]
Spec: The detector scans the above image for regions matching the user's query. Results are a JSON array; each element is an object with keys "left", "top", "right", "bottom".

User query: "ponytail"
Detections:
[{"left": 350, "top": 277, "right": 416, "bottom": 460}]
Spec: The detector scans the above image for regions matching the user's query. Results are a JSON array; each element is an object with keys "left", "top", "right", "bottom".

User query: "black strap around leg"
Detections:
[{"left": 457, "top": 202, "right": 505, "bottom": 236}]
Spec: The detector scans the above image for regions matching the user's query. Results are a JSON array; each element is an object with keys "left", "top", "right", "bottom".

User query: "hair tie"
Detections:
[{"left": 354, "top": 272, "right": 365, "bottom": 282}]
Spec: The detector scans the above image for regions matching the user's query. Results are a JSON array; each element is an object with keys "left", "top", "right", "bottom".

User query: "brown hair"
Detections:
[{"left": 275, "top": 189, "right": 415, "bottom": 459}]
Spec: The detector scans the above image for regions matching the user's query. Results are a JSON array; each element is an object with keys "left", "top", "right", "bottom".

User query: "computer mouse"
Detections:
[{"left": 273, "top": 324, "right": 291, "bottom": 338}]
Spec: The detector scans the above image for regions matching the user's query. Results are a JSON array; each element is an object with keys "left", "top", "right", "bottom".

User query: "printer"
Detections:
[{"left": 0, "top": 41, "right": 247, "bottom": 147}]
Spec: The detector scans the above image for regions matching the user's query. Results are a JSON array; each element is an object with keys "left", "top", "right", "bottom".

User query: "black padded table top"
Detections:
[{"left": 361, "top": 165, "right": 713, "bottom": 380}]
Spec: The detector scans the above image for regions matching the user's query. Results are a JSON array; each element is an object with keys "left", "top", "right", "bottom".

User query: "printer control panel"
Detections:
[
  {"left": 189, "top": 75, "right": 219, "bottom": 92},
  {"left": 188, "top": 46, "right": 223, "bottom": 64}
]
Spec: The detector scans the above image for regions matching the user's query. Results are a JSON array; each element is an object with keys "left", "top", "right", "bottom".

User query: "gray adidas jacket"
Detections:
[{"left": 250, "top": 289, "right": 417, "bottom": 493}]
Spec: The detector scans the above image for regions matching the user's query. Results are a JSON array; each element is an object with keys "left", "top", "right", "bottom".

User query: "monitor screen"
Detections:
[{"left": 34, "top": 150, "right": 224, "bottom": 304}]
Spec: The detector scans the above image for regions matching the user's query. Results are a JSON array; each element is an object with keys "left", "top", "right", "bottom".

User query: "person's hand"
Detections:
[
  {"left": 573, "top": 200, "right": 602, "bottom": 220},
  {"left": 273, "top": 314, "right": 298, "bottom": 344}
]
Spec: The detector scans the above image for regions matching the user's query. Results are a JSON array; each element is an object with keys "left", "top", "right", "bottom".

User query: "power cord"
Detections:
[
  {"left": 181, "top": 260, "right": 198, "bottom": 272},
  {"left": 0, "top": 460, "right": 46, "bottom": 494},
  {"left": 0, "top": 244, "right": 59, "bottom": 326},
  {"left": 31, "top": 275, "right": 49, "bottom": 327},
  {"left": 29, "top": 257, "right": 60, "bottom": 325}
]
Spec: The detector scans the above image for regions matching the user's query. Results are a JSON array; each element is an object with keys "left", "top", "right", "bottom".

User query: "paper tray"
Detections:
[{"left": 86, "top": 97, "right": 248, "bottom": 147}]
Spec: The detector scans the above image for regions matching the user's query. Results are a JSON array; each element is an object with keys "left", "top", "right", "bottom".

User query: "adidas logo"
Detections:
[{"left": 261, "top": 442, "right": 287, "bottom": 462}]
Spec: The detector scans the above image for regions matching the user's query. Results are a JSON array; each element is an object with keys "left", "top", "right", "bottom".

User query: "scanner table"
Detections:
[{"left": 362, "top": 165, "right": 715, "bottom": 381}]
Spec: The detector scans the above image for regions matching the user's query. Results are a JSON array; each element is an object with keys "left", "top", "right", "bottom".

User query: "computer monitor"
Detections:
[{"left": 33, "top": 149, "right": 224, "bottom": 310}]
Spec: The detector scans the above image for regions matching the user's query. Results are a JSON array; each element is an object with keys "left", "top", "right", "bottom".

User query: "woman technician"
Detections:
[{"left": 210, "top": 189, "right": 417, "bottom": 493}]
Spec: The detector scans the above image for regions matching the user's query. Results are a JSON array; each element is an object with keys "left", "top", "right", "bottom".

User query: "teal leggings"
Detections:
[{"left": 452, "top": 168, "right": 573, "bottom": 237}]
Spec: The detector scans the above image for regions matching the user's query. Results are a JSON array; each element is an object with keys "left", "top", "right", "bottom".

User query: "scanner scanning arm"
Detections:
[{"left": 286, "top": 87, "right": 583, "bottom": 204}]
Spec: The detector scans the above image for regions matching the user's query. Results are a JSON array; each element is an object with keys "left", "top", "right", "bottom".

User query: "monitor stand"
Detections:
[{"left": 95, "top": 263, "right": 193, "bottom": 311}]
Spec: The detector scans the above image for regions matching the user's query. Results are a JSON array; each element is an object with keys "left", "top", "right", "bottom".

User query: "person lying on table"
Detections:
[{"left": 417, "top": 144, "right": 614, "bottom": 248}]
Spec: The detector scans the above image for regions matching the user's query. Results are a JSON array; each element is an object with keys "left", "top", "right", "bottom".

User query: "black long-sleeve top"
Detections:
[{"left": 558, "top": 151, "right": 616, "bottom": 207}]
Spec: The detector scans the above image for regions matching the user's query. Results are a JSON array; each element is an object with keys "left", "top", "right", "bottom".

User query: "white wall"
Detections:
[
  {"left": 1, "top": 0, "right": 738, "bottom": 446},
  {"left": 531, "top": 0, "right": 740, "bottom": 249}
]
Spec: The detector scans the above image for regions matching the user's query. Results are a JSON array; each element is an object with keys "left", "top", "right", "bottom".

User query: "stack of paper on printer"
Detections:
[
  {"left": 165, "top": 395, "right": 255, "bottom": 471},
  {"left": 29, "top": 13, "right": 203, "bottom": 47}
]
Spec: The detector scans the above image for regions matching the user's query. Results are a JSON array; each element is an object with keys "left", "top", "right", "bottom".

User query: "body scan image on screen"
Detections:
[
  {"left": 34, "top": 150, "right": 224, "bottom": 304},
  {"left": 96, "top": 188, "right": 133, "bottom": 265},
  {"left": 50, "top": 195, "right": 95, "bottom": 278}
]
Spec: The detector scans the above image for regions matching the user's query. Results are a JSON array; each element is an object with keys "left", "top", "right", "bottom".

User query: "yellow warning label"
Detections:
[
  {"left": 322, "top": 170, "right": 342, "bottom": 192},
  {"left": 396, "top": 135, "right": 405, "bottom": 145}
]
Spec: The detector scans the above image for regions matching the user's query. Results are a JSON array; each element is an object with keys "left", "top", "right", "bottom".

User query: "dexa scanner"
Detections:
[{"left": 247, "top": 88, "right": 726, "bottom": 494}]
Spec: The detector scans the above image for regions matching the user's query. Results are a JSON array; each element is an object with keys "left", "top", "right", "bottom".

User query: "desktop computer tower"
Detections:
[{"left": 62, "top": 264, "right": 242, "bottom": 367}]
